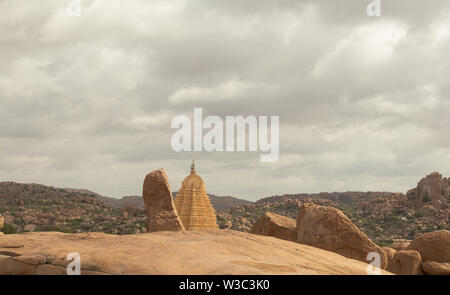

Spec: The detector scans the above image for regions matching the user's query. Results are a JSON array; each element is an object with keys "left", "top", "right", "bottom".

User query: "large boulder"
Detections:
[
  {"left": 421, "top": 260, "right": 450, "bottom": 275},
  {"left": 387, "top": 250, "right": 424, "bottom": 275},
  {"left": 382, "top": 247, "right": 397, "bottom": 270},
  {"left": 250, "top": 212, "right": 296, "bottom": 242},
  {"left": 296, "top": 203, "right": 388, "bottom": 269},
  {"left": 142, "top": 169, "right": 185, "bottom": 232},
  {"left": 407, "top": 230, "right": 450, "bottom": 263}
]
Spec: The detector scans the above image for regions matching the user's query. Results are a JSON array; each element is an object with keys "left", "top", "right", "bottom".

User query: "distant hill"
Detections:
[
  {"left": 257, "top": 191, "right": 396, "bottom": 206},
  {"left": 98, "top": 193, "right": 254, "bottom": 212},
  {"left": 96, "top": 195, "right": 143, "bottom": 208},
  {"left": 207, "top": 194, "right": 254, "bottom": 211}
]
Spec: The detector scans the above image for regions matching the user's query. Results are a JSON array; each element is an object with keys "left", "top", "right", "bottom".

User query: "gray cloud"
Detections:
[{"left": 0, "top": 0, "right": 449, "bottom": 200}]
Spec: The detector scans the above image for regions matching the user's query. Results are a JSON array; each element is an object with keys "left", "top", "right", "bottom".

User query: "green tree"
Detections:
[{"left": 2, "top": 223, "right": 18, "bottom": 234}]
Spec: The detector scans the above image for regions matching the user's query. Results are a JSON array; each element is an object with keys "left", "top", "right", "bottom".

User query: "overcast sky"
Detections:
[{"left": 1, "top": 0, "right": 450, "bottom": 201}]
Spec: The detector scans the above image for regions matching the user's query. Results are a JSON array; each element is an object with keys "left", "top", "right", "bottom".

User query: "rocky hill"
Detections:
[
  {"left": 216, "top": 173, "right": 450, "bottom": 246},
  {"left": 95, "top": 195, "right": 144, "bottom": 208},
  {"left": 205, "top": 194, "right": 254, "bottom": 211},
  {"left": 257, "top": 191, "right": 395, "bottom": 206},
  {"left": 0, "top": 182, "right": 146, "bottom": 235}
]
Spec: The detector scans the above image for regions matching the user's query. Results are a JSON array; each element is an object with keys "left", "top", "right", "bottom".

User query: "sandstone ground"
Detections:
[{"left": 0, "top": 230, "right": 392, "bottom": 275}]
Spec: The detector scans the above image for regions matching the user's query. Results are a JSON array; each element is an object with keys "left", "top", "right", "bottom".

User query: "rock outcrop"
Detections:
[
  {"left": 407, "top": 172, "right": 450, "bottom": 207},
  {"left": 0, "top": 231, "right": 393, "bottom": 275},
  {"left": 296, "top": 203, "right": 388, "bottom": 269},
  {"left": 142, "top": 169, "right": 185, "bottom": 232},
  {"left": 387, "top": 250, "right": 424, "bottom": 275},
  {"left": 421, "top": 260, "right": 450, "bottom": 275},
  {"left": 407, "top": 230, "right": 450, "bottom": 263},
  {"left": 250, "top": 212, "right": 296, "bottom": 242}
]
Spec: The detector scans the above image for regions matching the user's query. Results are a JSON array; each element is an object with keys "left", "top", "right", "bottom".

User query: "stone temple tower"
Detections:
[{"left": 174, "top": 161, "right": 219, "bottom": 230}]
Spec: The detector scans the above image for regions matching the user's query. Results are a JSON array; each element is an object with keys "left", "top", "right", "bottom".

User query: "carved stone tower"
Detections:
[{"left": 173, "top": 161, "right": 219, "bottom": 230}]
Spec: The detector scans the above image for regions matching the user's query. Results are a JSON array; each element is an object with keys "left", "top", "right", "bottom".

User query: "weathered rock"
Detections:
[
  {"left": 421, "top": 260, "right": 450, "bottom": 275},
  {"left": 387, "top": 250, "right": 424, "bottom": 275},
  {"left": 407, "top": 230, "right": 450, "bottom": 263},
  {"left": 382, "top": 247, "right": 397, "bottom": 271},
  {"left": 250, "top": 212, "right": 296, "bottom": 242},
  {"left": 390, "top": 241, "right": 410, "bottom": 251},
  {"left": 407, "top": 172, "right": 446, "bottom": 207},
  {"left": 0, "top": 231, "right": 393, "bottom": 275},
  {"left": 142, "top": 169, "right": 185, "bottom": 232},
  {"left": 296, "top": 203, "right": 388, "bottom": 269}
]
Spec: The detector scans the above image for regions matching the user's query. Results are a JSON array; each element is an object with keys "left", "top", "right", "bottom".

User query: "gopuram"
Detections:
[{"left": 174, "top": 161, "right": 219, "bottom": 230}]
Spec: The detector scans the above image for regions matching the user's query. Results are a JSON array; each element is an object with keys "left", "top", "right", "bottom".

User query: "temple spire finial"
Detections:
[{"left": 190, "top": 160, "right": 196, "bottom": 174}]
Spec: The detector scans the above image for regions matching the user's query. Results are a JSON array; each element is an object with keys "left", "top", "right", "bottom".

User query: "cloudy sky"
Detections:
[{"left": 1, "top": 0, "right": 450, "bottom": 201}]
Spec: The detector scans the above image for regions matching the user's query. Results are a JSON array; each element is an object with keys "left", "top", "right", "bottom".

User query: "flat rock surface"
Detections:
[{"left": 0, "top": 230, "right": 392, "bottom": 275}]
